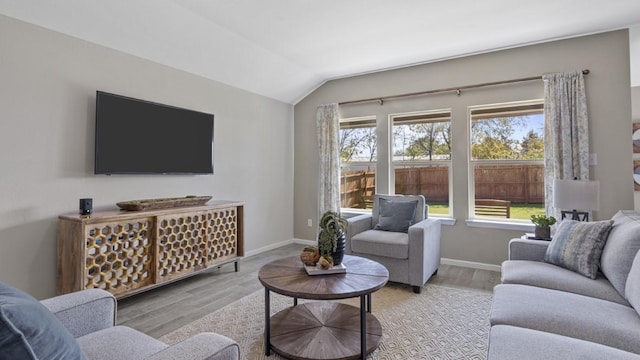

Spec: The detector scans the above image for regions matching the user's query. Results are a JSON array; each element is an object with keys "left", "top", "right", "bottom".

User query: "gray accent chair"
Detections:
[
  {"left": 488, "top": 210, "right": 640, "bottom": 360},
  {"left": 44, "top": 288, "right": 240, "bottom": 360},
  {"left": 345, "top": 194, "right": 441, "bottom": 293}
]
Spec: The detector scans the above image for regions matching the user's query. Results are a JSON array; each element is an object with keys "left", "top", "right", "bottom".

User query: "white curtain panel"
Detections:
[
  {"left": 316, "top": 103, "right": 341, "bottom": 220},
  {"left": 543, "top": 71, "right": 590, "bottom": 217}
]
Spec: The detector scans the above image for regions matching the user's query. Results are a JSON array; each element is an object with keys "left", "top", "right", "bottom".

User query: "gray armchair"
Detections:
[
  {"left": 346, "top": 194, "right": 441, "bottom": 293},
  {"left": 0, "top": 281, "right": 239, "bottom": 360},
  {"left": 47, "top": 289, "right": 240, "bottom": 360}
]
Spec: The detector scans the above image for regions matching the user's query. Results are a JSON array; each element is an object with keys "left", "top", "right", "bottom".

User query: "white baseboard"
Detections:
[
  {"left": 245, "top": 239, "right": 501, "bottom": 273},
  {"left": 441, "top": 258, "right": 501, "bottom": 272},
  {"left": 244, "top": 238, "right": 315, "bottom": 258},
  {"left": 292, "top": 238, "right": 315, "bottom": 246},
  {"left": 243, "top": 239, "right": 297, "bottom": 258}
]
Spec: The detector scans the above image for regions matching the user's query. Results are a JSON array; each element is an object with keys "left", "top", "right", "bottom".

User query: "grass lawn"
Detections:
[{"left": 428, "top": 202, "right": 545, "bottom": 220}]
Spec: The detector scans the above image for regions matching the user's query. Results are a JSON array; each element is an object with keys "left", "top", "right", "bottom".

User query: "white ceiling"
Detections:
[{"left": 1, "top": 0, "right": 640, "bottom": 104}]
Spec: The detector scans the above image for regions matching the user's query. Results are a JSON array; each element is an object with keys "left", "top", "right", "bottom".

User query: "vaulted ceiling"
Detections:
[{"left": 1, "top": 1, "right": 640, "bottom": 104}]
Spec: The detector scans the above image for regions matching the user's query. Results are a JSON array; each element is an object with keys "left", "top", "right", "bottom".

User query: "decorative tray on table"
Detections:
[
  {"left": 304, "top": 263, "right": 347, "bottom": 275},
  {"left": 116, "top": 196, "right": 212, "bottom": 211}
]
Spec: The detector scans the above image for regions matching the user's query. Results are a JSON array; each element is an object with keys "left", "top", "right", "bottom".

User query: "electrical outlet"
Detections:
[{"left": 307, "top": 218, "right": 313, "bottom": 227}]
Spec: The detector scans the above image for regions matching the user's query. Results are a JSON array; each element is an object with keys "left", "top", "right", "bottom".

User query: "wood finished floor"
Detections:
[{"left": 116, "top": 243, "right": 501, "bottom": 339}]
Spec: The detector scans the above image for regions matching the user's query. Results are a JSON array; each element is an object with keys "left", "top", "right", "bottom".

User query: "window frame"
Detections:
[
  {"left": 467, "top": 99, "right": 545, "bottom": 224},
  {"left": 390, "top": 109, "right": 453, "bottom": 218},
  {"left": 338, "top": 115, "right": 377, "bottom": 213}
]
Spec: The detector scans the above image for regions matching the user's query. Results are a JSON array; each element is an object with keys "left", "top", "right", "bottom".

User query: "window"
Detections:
[
  {"left": 339, "top": 116, "right": 376, "bottom": 210},
  {"left": 469, "top": 100, "right": 545, "bottom": 221},
  {"left": 392, "top": 110, "right": 452, "bottom": 216}
]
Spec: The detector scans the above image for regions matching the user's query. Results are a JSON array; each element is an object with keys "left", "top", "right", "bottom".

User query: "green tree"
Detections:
[
  {"left": 471, "top": 117, "right": 524, "bottom": 160},
  {"left": 403, "top": 121, "right": 451, "bottom": 160},
  {"left": 339, "top": 127, "right": 376, "bottom": 162},
  {"left": 339, "top": 128, "right": 362, "bottom": 162},
  {"left": 472, "top": 137, "right": 517, "bottom": 159},
  {"left": 520, "top": 130, "right": 544, "bottom": 159},
  {"left": 438, "top": 122, "right": 452, "bottom": 158}
]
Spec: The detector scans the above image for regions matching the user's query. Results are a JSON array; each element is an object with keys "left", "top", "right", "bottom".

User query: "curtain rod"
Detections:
[{"left": 338, "top": 69, "right": 590, "bottom": 106}]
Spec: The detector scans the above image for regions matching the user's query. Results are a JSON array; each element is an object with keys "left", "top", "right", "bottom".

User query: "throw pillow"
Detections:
[
  {"left": 600, "top": 210, "right": 640, "bottom": 296},
  {"left": 544, "top": 219, "right": 614, "bottom": 279},
  {"left": 374, "top": 198, "right": 418, "bottom": 233},
  {"left": 0, "top": 282, "right": 88, "bottom": 359}
]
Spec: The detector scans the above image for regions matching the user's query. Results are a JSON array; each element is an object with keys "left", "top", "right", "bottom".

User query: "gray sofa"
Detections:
[
  {"left": 345, "top": 194, "right": 441, "bottom": 293},
  {"left": 0, "top": 284, "right": 239, "bottom": 360},
  {"left": 488, "top": 210, "right": 640, "bottom": 360}
]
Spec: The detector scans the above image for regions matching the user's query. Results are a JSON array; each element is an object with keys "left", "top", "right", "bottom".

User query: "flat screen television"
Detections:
[{"left": 94, "top": 91, "right": 214, "bottom": 175}]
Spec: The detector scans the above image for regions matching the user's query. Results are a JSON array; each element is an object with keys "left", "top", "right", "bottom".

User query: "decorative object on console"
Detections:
[
  {"left": 553, "top": 179, "right": 599, "bottom": 221},
  {"left": 116, "top": 195, "right": 212, "bottom": 211},
  {"left": 317, "top": 210, "right": 348, "bottom": 266},
  {"left": 79, "top": 198, "right": 92, "bottom": 215},
  {"left": 530, "top": 214, "right": 556, "bottom": 240}
]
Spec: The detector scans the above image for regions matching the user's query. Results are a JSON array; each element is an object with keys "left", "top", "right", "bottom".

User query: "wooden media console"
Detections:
[{"left": 57, "top": 200, "right": 244, "bottom": 298}]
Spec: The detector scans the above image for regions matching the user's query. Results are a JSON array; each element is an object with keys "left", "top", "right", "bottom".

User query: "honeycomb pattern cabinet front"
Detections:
[
  {"left": 84, "top": 219, "right": 154, "bottom": 296},
  {"left": 156, "top": 211, "right": 208, "bottom": 282},
  {"left": 207, "top": 208, "right": 238, "bottom": 264},
  {"left": 57, "top": 202, "right": 244, "bottom": 298}
]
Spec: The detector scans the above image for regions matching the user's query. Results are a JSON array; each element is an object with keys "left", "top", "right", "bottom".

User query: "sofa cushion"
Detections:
[
  {"left": 611, "top": 209, "right": 640, "bottom": 225},
  {"left": 374, "top": 197, "right": 417, "bottom": 233},
  {"left": 489, "top": 325, "right": 640, "bottom": 360},
  {"left": 0, "top": 282, "right": 87, "bottom": 360},
  {"left": 351, "top": 229, "right": 408, "bottom": 259},
  {"left": 544, "top": 219, "right": 613, "bottom": 279},
  {"left": 501, "top": 260, "right": 628, "bottom": 305},
  {"left": 625, "top": 250, "right": 640, "bottom": 316},
  {"left": 601, "top": 210, "right": 640, "bottom": 297},
  {"left": 77, "top": 326, "right": 167, "bottom": 360},
  {"left": 490, "top": 284, "right": 640, "bottom": 354}
]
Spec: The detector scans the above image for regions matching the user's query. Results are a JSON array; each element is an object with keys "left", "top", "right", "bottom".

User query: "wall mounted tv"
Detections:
[{"left": 94, "top": 91, "right": 214, "bottom": 175}]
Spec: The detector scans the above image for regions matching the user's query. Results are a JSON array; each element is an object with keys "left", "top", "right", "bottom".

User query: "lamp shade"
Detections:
[{"left": 553, "top": 179, "right": 600, "bottom": 211}]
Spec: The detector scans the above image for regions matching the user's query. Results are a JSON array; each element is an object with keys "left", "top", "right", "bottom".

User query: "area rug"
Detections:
[{"left": 159, "top": 283, "right": 493, "bottom": 359}]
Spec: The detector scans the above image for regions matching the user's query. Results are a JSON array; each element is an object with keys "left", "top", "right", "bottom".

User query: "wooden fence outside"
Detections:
[
  {"left": 340, "top": 170, "right": 375, "bottom": 209},
  {"left": 340, "top": 163, "right": 544, "bottom": 208}
]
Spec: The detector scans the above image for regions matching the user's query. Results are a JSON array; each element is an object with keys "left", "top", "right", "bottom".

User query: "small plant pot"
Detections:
[{"left": 534, "top": 226, "right": 551, "bottom": 239}]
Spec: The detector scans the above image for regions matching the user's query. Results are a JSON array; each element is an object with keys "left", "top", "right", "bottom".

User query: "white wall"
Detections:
[
  {"left": 294, "top": 30, "right": 633, "bottom": 267},
  {"left": 630, "top": 25, "right": 640, "bottom": 87},
  {"left": 0, "top": 15, "right": 294, "bottom": 299},
  {"left": 631, "top": 26, "right": 640, "bottom": 209},
  {"left": 632, "top": 86, "right": 640, "bottom": 210}
]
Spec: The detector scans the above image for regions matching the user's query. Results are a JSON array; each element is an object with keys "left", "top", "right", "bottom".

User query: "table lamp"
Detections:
[{"left": 553, "top": 179, "right": 600, "bottom": 221}]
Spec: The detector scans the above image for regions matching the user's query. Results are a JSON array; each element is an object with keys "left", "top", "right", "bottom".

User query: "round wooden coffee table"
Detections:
[{"left": 258, "top": 255, "right": 389, "bottom": 360}]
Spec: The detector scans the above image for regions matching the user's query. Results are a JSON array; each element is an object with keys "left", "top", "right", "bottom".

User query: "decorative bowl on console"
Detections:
[{"left": 116, "top": 195, "right": 212, "bottom": 211}]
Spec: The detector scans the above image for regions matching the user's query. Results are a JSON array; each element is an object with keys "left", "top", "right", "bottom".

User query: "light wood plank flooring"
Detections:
[{"left": 116, "top": 243, "right": 501, "bottom": 339}]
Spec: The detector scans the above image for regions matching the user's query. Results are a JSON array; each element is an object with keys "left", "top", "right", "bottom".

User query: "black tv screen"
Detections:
[{"left": 94, "top": 91, "right": 214, "bottom": 175}]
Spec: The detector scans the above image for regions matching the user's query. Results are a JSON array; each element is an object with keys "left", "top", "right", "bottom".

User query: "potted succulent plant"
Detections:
[
  {"left": 530, "top": 214, "right": 557, "bottom": 240},
  {"left": 318, "top": 210, "right": 348, "bottom": 266}
]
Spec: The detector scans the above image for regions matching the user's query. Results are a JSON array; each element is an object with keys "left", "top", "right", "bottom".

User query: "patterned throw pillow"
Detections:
[{"left": 544, "top": 220, "right": 614, "bottom": 279}]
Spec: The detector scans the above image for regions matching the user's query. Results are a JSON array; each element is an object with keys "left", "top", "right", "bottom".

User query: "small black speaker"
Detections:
[{"left": 79, "top": 198, "right": 93, "bottom": 215}]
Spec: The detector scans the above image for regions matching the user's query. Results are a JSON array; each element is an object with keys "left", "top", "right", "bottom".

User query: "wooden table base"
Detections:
[{"left": 269, "top": 302, "right": 382, "bottom": 360}]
